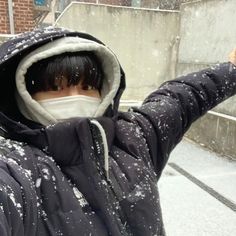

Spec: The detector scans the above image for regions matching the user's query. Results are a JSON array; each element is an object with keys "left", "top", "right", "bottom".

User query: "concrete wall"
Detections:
[
  {"left": 178, "top": 0, "right": 236, "bottom": 116},
  {"left": 0, "top": 0, "right": 35, "bottom": 34},
  {"left": 178, "top": 0, "right": 236, "bottom": 158},
  {"left": 0, "top": 34, "right": 11, "bottom": 44},
  {"left": 185, "top": 111, "right": 236, "bottom": 159},
  {"left": 55, "top": 3, "right": 180, "bottom": 100}
]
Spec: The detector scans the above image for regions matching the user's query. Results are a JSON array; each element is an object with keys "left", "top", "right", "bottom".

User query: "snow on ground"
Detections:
[{"left": 159, "top": 138, "right": 236, "bottom": 236}]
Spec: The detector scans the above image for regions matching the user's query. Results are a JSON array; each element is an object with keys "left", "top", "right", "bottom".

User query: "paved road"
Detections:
[{"left": 159, "top": 139, "right": 236, "bottom": 236}]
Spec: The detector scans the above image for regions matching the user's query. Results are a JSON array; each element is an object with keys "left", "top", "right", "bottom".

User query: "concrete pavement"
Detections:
[{"left": 159, "top": 139, "right": 236, "bottom": 236}]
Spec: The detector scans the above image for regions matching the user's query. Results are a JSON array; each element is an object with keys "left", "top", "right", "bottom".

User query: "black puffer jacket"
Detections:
[{"left": 0, "top": 28, "right": 235, "bottom": 236}]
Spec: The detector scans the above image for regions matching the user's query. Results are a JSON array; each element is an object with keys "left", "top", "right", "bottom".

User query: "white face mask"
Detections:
[{"left": 38, "top": 95, "right": 102, "bottom": 120}]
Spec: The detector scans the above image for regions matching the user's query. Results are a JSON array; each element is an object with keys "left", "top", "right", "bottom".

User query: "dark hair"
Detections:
[{"left": 25, "top": 52, "right": 103, "bottom": 94}]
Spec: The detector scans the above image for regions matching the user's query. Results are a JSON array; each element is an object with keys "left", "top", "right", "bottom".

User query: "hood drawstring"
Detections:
[{"left": 90, "top": 120, "right": 110, "bottom": 181}]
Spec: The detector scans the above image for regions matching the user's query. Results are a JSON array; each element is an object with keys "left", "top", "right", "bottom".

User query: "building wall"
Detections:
[
  {"left": 0, "top": 0, "right": 9, "bottom": 33},
  {"left": 55, "top": 3, "right": 180, "bottom": 100},
  {"left": 0, "top": 0, "right": 10, "bottom": 33},
  {"left": 0, "top": 0, "right": 35, "bottom": 34},
  {"left": 13, "top": 0, "right": 35, "bottom": 33}
]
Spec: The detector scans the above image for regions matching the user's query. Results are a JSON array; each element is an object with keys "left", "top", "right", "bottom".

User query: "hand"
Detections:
[{"left": 228, "top": 48, "right": 236, "bottom": 66}]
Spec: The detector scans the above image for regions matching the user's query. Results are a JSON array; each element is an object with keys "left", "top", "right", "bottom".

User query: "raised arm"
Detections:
[{"left": 132, "top": 51, "right": 236, "bottom": 176}]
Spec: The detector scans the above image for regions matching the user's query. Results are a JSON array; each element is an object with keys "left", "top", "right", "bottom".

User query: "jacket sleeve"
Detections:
[
  {"left": 0, "top": 181, "right": 23, "bottom": 236},
  {"left": 133, "top": 62, "right": 236, "bottom": 175},
  {"left": 0, "top": 155, "right": 34, "bottom": 236},
  {"left": 0, "top": 200, "right": 9, "bottom": 236}
]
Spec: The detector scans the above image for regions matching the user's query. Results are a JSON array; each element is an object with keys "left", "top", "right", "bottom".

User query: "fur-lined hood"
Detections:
[{"left": 0, "top": 27, "right": 125, "bottom": 123}]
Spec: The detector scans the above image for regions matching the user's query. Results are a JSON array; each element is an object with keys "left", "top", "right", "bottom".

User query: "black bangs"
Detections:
[{"left": 25, "top": 51, "right": 103, "bottom": 94}]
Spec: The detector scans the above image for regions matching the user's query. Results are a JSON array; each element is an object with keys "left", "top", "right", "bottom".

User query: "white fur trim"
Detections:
[{"left": 15, "top": 37, "right": 121, "bottom": 125}]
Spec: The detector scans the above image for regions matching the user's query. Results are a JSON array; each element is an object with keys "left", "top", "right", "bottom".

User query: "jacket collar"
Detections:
[{"left": 0, "top": 112, "right": 115, "bottom": 167}]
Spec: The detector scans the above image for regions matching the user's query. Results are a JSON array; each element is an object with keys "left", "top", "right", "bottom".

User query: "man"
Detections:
[{"left": 0, "top": 27, "right": 235, "bottom": 236}]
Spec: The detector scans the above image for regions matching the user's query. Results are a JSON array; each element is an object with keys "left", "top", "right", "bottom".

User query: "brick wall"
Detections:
[
  {"left": 0, "top": 0, "right": 9, "bottom": 33},
  {"left": 13, "top": 0, "right": 35, "bottom": 33},
  {"left": 0, "top": 0, "right": 35, "bottom": 34}
]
